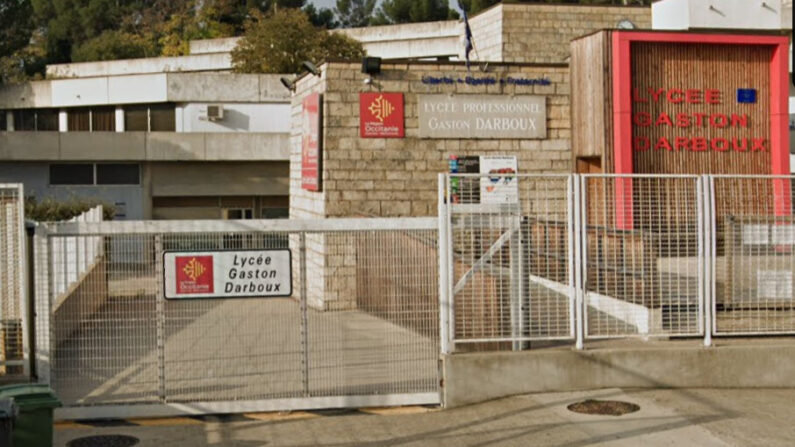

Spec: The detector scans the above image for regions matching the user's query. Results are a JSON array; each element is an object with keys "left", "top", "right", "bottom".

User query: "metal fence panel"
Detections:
[
  {"left": 36, "top": 219, "right": 439, "bottom": 417},
  {"left": 711, "top": 176, "right": 795, "bottom": 335},
  {"left": 581, "top": 175, "right": 703, "bottom": 339},
  {"left": 0, "top": 184, "right": 27, "bottom": 378},
  {"left": 446, "top": 174, "right": 575, "bottom": 350}
]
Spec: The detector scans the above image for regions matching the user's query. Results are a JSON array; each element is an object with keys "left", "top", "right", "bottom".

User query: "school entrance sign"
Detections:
[{"left": 164, "top": 250, "right": 292, "bottom": 299}]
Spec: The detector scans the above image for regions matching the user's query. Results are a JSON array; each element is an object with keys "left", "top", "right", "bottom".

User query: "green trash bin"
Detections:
[{"left": 0, "top": 384, "right": 61, "bottom": 447}]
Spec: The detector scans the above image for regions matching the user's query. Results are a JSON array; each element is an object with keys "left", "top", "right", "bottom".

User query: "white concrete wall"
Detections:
[
  {"left": 189, "top": 37, "right": 239, "bottom": 55},
  {"left": 46, "top": 53, "right": 232, "bottom": 79},
  {"left": 653, "top": 0, "right": 792, "bottom": 30},
  {"left": 0, "top": 73, "right": 289, "bottom": 109},
  {"left": 180, "top": 103, "right": 290, "bottom": 133}
]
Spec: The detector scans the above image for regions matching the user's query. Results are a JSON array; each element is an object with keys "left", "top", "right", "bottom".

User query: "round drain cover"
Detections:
[
  {"left": 67, "top": 435, "right": 140, "bottom": 447},
  {"left": 567, "top": 399, "right": 640, "bottom": 416}
]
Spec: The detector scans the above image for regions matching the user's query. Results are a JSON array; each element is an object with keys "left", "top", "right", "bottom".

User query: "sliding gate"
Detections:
[{"left": 34, "top": 218, "right": 440, "bottom": 419}]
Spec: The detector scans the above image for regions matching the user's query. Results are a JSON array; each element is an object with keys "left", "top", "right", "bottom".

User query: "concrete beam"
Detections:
[
  {"left": 442, "top": 340, "right": 795, "bottom": 408},
  {"left": 0, "top": 131, "right": 289, "bottom": 161}
]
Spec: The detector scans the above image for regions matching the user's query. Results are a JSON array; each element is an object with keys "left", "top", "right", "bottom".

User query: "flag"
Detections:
[{"left": 458, "top": 1, "right": 474, "bottom": 70}]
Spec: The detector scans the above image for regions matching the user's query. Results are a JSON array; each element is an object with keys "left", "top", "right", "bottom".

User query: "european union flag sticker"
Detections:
[{"left": 737, "top": 88, "right": 757, "bottom": 104}]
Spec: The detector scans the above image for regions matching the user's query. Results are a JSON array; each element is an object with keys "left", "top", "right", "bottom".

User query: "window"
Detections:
[
  {"left": 50, "top": 164, "right": 94, "bottom": 185},
  {"left": 123, "top": 104, "right": 175, "bottom": 131},
  {"left": 223, "top": 208, "right": 253, "bottom": 219},
  {"left": 50, "top": 163, "right": 141, "bottom": 186},
  {"left": 36, "top": 109, "right": 59, "bottom": 131},
  {"left": 96, "top": 164, "right": 139, "bottom": 185},
  {"left": 91, "top": 106, "right": 115, "bottom": 131},
  {"left": 68, "top": 108, "right": 90, "bottom": 131},
  {"left": 124, "top": 106, "right": 148, "bottom": 131},
  {"left": 12, "top": 110, "right": 36, "bottom": 131},
  {"left": 261, "top": 208, "right": 288, "bottom": 219},
  {"left": 149, "top": 104, "right": 175, "bottom": 131},
  {"left": 0, "top": 112, "right": 6, "bottom": 131}
]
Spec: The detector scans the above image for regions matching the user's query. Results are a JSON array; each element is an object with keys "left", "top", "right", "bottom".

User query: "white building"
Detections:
[{"left": 0, "top": 42, "right": 290, "bottom": 220}]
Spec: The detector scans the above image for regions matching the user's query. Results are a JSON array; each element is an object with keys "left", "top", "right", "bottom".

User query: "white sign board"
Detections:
[
  {"left": 771, "top": 225, "right": 795, "bottom": 245},
  {"left": 757, "top": 270, "right": 793, "bottom": 300},
  {"left": 418, "top": 94, "right": 546, "bottom": 139},
  {"left": 742, "top": 224, "right": 769, "bottom": 245},
  {"left": 164, "top": 250, "right": 292, "bottom": 299},
  {"left": 479, "top": 155, "right": 519, "bottom": 204}
]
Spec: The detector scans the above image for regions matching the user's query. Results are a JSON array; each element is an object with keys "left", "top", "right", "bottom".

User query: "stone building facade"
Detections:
[{"left": 290, "top": 61, "right": 571, "bottom": 220}]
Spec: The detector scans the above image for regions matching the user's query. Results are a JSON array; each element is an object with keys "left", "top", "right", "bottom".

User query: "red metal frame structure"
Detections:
[{"left": 611, "top": 31, "right": 791, "bottom": 228}]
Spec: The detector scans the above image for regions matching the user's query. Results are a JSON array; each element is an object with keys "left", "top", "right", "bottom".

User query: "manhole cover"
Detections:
[
  {"left": 67, "top": 435, "right": 140, "bottom": 447},
  {"left": 567, "top": 399, "right": 640, "bottom": 416}
]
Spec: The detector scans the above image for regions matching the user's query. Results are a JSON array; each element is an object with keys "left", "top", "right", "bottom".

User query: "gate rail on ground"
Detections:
[{"left": 34, "top": 218, "right": 440, "bottom": 419}]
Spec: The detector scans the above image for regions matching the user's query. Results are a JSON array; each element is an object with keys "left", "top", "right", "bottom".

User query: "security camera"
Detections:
[{"left": 363, "top": 78, "right": 373, "bottom": 85}]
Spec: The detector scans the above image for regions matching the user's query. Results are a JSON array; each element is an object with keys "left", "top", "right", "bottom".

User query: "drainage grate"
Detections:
[
  {"left": 567, "top": 399, "right": 640, "bottom": 416},
  {"left": 67, "top": 435, "right": 140, "bottom": 447}
]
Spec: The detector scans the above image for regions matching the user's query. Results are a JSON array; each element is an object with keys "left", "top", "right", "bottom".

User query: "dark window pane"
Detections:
[
  {"left": 50, "top": 164, "right": 93, "bottom": 185},
  {"left": 96, "top": 164, "right": 139, "bottom": 185},
  {"left": 37, "top": 109, "right": 59, "bottom": 131},
  {"left": 0, "top": 111, "right": 6, "bottom": 131},
  {"left": 12, "top": 110, "right": 35, "bottom": 131},
  {"left": 261, "top": 208, "right": 289, "bottom": 219},
  {"left": 124, "top": 106, "right": 148, "bottom": 131},
  {"left": 149, "top": 104, "right": 175, "bottom": 131},
  {"left": 68, "top": 108, "right": 90, "bottom": 131},
  {"left": 92, "top": 106, "right": 115, "bottom": 131}
]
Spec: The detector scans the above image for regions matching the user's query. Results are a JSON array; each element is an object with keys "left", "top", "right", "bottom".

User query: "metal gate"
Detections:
[
  {"left": 439, "top": 174, "right": 577, "bottom": 352},
  {"left": 34, "top": 218, "right": 440, "bottom": 419},
  {"left": 0, "top": 184, "right": 28, "bottom": 379}
]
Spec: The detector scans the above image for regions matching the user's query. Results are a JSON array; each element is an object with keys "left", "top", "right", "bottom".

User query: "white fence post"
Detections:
[
  {"left": 574, "top": 174, "right": 585, "bottom": 350},
  {"left": 701, "top": 176, "right": 713, "bottom": 347},
  {"left": 437, "top": 174, "right": 451, "bottom": 355}
]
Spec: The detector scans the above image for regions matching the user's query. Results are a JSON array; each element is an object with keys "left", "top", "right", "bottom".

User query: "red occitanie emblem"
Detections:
[{"left": 175, "top": 256, "right": 214, "bottom": 294}]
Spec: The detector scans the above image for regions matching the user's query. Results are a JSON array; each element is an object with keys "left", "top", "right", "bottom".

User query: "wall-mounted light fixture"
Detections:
[
  {"left": 361, "top": 57, "right": 382, "bottom": 76},
  {"left": 302, "top": 61, "right": 321, "bottom": 77},
  {"left": 280, "top": 76, "right": 296, "bottom": 92}
]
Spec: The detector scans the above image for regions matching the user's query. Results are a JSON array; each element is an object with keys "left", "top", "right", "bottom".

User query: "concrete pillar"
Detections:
[
  {"left": 175, "top": 105, "right": 184, "bottom": 132},
  {"left": 58, "top": 110, "right": 67, "bottom": 132},
  {"left": 6, "top": 111, "right": 14, "bottom": 131},
  {"left": 115, "top": 106, "right": 124, "bottom": 132}
]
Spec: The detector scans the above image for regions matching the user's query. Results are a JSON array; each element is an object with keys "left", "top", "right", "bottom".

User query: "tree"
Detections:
[
  {"left": 231, "top": 8, "right": 365, "bottom": 74},
  {"left": 303, "top": 4, "right": 337, "bottom": 29},
  {"left": 458, "top": 0, "right": 499, "bottom": 15},
  {"left": 72, "top": 30, "right": 159, "bottom": 62},
  {"left": 334, "top": 0, "right": 375, "bottom": 28},
  {"left": 372, "top": 0, "right": 458, "bottom": 25},
  {"left": 1, "top": 0, "right": 34, "bottom": 57}
]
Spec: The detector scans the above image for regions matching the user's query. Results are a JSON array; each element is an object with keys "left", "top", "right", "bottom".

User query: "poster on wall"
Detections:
[
  {"left": 479, "top": 156, "right": 518, "bottom": 204},
  {"left": 360, "top": 92, "right": 404, "bottom": 138},
  {"left": 301, "top": 93, "right": 322, "bottom": 191}
]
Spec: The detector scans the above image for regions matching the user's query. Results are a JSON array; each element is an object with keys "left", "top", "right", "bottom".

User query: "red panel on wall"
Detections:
[
  {"left": 360, "top": 92, "right": 404, "bottom": 138},
  {"left": 302, "top": 93, "right": 322, "bottom": 192}
]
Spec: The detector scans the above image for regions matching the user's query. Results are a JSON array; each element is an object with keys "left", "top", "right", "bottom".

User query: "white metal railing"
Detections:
[
  {"left": 439, "top": 173, "right": 795, "bottom": 353},
  {"left": 50, "top": 206, "right": 103, "bottom": 300}
]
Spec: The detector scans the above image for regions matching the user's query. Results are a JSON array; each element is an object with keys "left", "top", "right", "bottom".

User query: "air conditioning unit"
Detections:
[{"left": 206, "top": 105, "right": 224, "bottom": 121}]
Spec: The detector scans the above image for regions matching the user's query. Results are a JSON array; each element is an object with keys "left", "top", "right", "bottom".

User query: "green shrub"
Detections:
[{"left": 25, "top": 197, "right": 115, "bottom": 222}]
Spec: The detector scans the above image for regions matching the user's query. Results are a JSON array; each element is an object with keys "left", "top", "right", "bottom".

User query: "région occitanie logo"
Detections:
[
  {"left": 182, "top": 257, "right": 207, "bottom": 281},
  {"left": 367, "top": 95, "right": 395, "bottom": 123}
]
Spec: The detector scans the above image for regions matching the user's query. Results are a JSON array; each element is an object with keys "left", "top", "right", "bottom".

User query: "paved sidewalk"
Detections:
[{"left": 55, "top": 388, "right": 795, "bottom": 446}]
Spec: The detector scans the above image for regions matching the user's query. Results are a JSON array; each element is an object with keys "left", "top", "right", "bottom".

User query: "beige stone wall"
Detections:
[
  {"left": 471, "top": 3, "right": 651, "bottom": 64},
  {"left": 293, "top": 61, "right": 571, "bottom": 219},
  {"left": 501, "top": 4, "right": 651, "bottom": 63}
]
